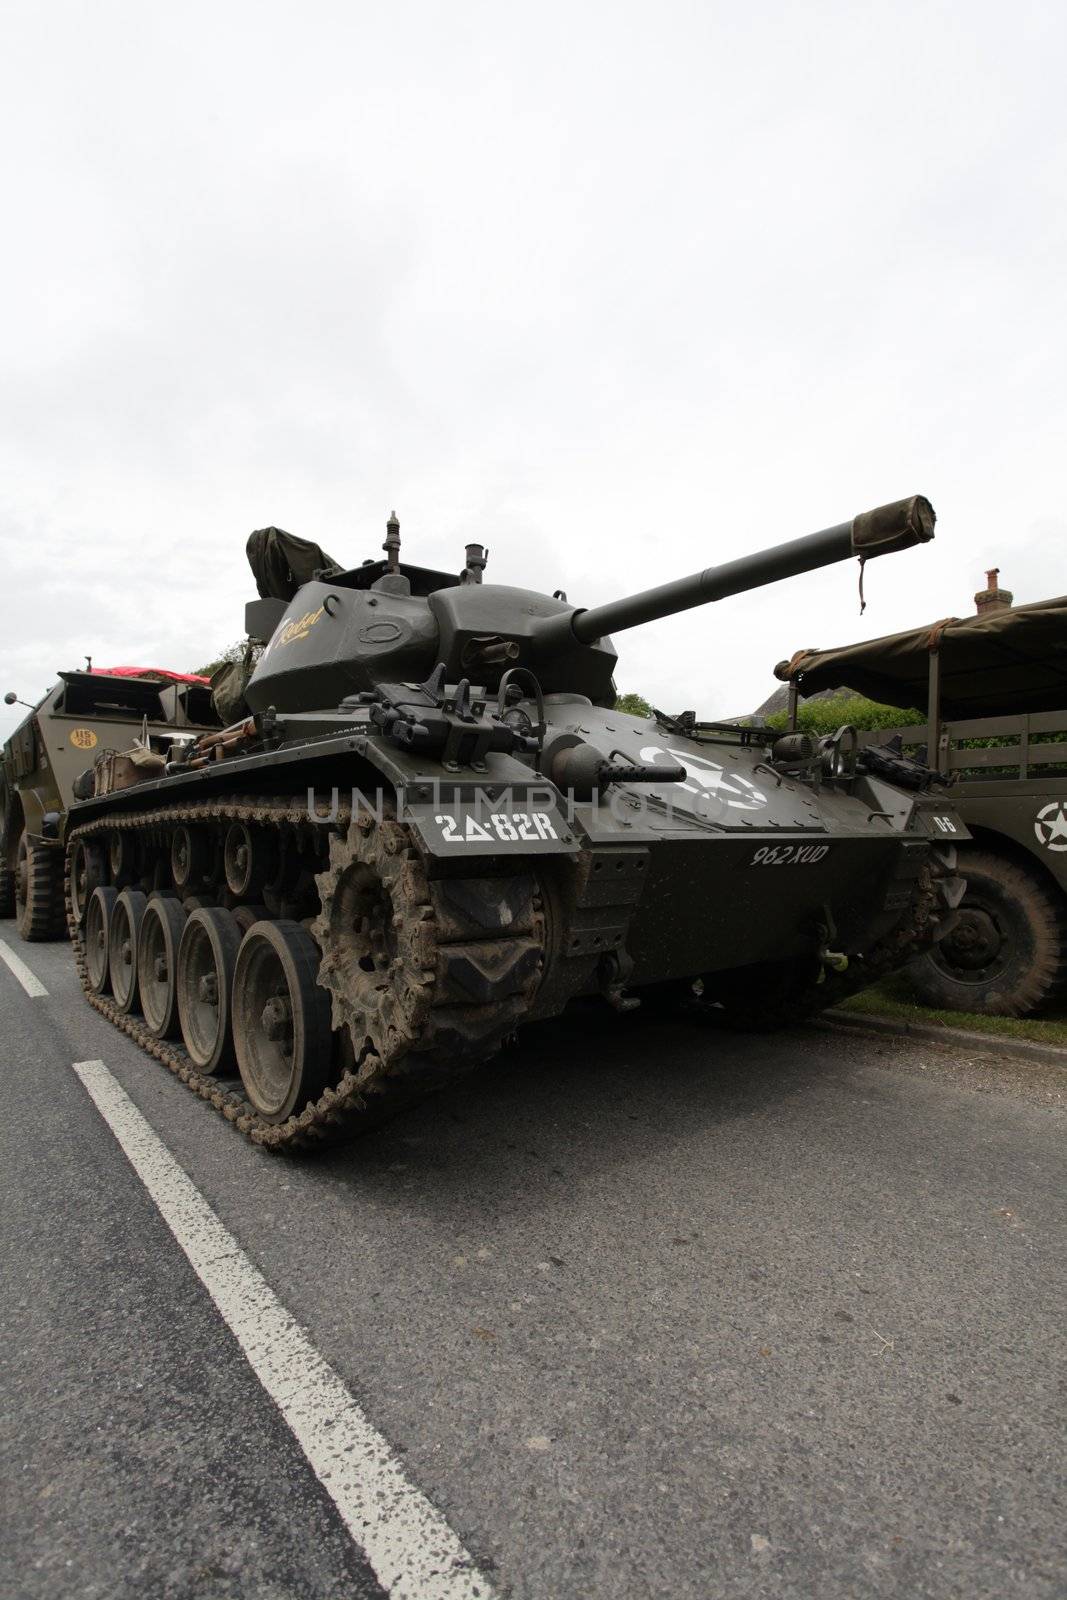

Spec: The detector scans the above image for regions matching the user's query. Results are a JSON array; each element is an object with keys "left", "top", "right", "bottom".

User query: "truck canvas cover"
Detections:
[{"left": 782, "top": 595, "right": 1067, "bottom": 718}]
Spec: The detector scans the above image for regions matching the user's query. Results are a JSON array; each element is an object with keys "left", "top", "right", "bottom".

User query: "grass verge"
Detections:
[{"left": 836, "top": 972, "right": 1067, "bottom": 1049}]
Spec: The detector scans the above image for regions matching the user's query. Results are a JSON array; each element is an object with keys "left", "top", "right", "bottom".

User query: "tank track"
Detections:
[
  {"left": 65, "top": 797, "right": 544, "bottom": 1152},
  {"left": 812, "top": 857, "right": 953, "bottom": 1004},
  {"left": 709, "top": 855, "right": 957, "bottom": 1030}
]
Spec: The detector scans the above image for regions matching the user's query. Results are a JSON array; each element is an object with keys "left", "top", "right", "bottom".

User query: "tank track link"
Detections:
[{"left": 66, "top": 797, "right": 545, "bottom": 1152}]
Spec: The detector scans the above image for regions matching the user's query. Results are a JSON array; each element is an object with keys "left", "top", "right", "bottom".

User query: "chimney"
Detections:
[{"left": 974, "top": 566, "right": 1013, "bottom": 615}]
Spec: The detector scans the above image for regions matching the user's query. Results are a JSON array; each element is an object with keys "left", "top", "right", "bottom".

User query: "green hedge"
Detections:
[
  {"left": 764, "top": 694, "right": 923, "bottom": 736},
  {"left": 614, "top": 691, "right": 653, "bottom": 717}
]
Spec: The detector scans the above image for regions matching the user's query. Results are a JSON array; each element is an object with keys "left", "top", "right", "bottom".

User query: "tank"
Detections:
[
  {"left": 0, "top": 669, "right": 218, "bottom": 941},
  {"left": 63, "top": 495, "right": 967, "bottom": 1151}
]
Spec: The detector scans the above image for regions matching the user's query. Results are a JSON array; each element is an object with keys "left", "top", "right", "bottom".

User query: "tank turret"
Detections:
[{"left": 246, "top": 496, "right": 934, "bottom": 713}]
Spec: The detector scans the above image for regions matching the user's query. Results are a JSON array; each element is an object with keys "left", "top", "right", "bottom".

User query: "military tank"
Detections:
[{"left": 64, "top": 495, "right": 966, "bottom": 1151}]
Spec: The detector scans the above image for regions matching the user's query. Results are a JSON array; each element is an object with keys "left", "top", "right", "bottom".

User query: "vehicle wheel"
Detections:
[
  {"left": 233, "top": 920, "right": 332, "bottom": 1123},
  {"left": 0, "top": 820, "right": 15, "bottom": 917},
  {"left": 224, "top": 824, "right": 276, "bottom": 898},
  {"left": 108, "top": 888, "right": 148, "bottom": 1013},
  {"left": 177, "top": 907, "right": 242, "bottom": 1073},
  {"left": 137, "top": 896, "right": 188, "bottom": 1038},
  {"left": 69, "top": 838, "right": 106, "bottom": 927},
  {"left": 86, "top": 886, "right": 118, "bottom": 994},
  {"left": 108, "top": 829, "right": 137, "bottom": 887},
  {"left": 15, "top": 830, "right": 66, "bottom": 941},
  {"left": 172, "top": 826, "right": 211, "bottom": 893},
  {"left": 0, "top": 857, "right": 14, "bottom": 917},
  {"left": 232, "top": 903, "right": 269, "bottom": 935},
  {"left": 908, "top": 848, "right": 1067, "bottom": 1016}
]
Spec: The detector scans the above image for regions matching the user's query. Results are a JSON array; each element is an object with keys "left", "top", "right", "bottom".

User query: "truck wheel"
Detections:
[
  {"left": 0, "top": 856, "right": 14, "bottom": 917},
  {"left": 14, "top": 830, "right": 66, "bottom": 942},
  {"left": 908, "top": 849, "right": 1067, "bottom": 1016}
]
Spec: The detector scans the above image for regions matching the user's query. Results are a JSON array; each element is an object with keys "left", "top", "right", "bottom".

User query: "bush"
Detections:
[
  {"left": 764, "top": 694, "right": 924, "bottom": 737},
  {"left": 614, "top": 691, "right": 653, "bottom": 717}
]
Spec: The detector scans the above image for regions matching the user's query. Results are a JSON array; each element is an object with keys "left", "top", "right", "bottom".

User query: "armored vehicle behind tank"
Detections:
[
  {"left": 1, "top": 669, "right": 217, "bottom": 940},
  {"left": 64, "top": 496, "right": 965, "bottom": 1151}
]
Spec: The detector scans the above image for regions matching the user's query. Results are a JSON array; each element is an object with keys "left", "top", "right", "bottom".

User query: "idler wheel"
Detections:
[
  {"left": 85, "top": 885, "right": 118, "bottom": 994},
  {"left": 233, "top": 920, "right": 332, "bottom": 1123},
  {"left": 223, "top": 824, "right": 276, "bottom": 898},
  {"left": 108, "top": 888, "right": 148, "bottom": 1014},
  {"left": 171, "top": 825, "right": 210, "bottom": 893},
  {"left": 177, "top": 907, "right": 242, "bottom": 1074},
  {"left": 69, "top": 838, "right": 106, "bottom": 926},
  {"left": 137, "top": 895, "right": 188, "bottom": 1038}
]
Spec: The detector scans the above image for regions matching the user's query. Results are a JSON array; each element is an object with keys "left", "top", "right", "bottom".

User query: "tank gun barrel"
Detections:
[{"left": 546, "top": 495, "right": 934, "bottom": 649}]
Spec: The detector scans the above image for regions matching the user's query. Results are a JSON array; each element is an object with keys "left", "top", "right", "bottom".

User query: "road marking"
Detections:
[
  {"left": 0, "top": 938, "right": 48, "bottom": 997},
  {"left": 70, "top": 1058, "right": 497, "bottom": 1600}
]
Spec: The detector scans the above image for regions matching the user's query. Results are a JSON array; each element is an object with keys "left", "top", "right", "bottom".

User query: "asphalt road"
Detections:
[{"left": 1, "top": 922, "right": 1064, "bottom": 1600}]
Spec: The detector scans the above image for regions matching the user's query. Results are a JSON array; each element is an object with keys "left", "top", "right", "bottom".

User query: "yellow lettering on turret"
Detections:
[{"left": 277, "top": 606, "right": 325, "bottom": 647}]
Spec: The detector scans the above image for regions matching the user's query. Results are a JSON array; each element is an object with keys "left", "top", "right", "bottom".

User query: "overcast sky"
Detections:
[{"left": 1, "top": 0, "right": 1064, "bottom": 740}]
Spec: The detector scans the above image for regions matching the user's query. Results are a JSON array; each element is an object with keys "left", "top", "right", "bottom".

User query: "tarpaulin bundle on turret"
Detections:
[{"left": 246, "top": 527, "right": 342, "bottom": 602}]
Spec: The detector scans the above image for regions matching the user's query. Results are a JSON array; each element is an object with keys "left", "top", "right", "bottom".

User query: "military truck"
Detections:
[
  {"left": 776, "top": 581, "right": 1067, "bottom": 1014},
  {"left": 0, "top": 668, "right": 217, "bottom": 941}
]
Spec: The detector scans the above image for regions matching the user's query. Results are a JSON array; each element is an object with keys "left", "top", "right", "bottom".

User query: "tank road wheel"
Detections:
[
  {"left": 86, "top": 886, "right": 118, "bottom": 994},
  {"left": 232, "top": 921, "right": 333, "bottom": 1123},
  {"left": 137, "top": 896, "right": 188, "bottom": 1038},
  {"left": 107, "top": 829, "right": 137, "bottom": 887},
  {"left": 224, "top": 824, "right": 277, "bottom": 899},
  {"left": 176, "top": 907, "right": 242, "bottom": 1073},
  {"left": 15, "top": 831, "right": 66, "bottom": 942},
  {"left": 232, "top": 903, "right": 269, "bottom": 935},
  {"left": 69, "top": 837, "right": 106, "bottom": 927},
  {"left": 171, "top": 825, "right": 211, "bottom": 894},
  {"left": 108, "top": 888, "right": 148, "bottom": 1013},
  {"left": 909, "top": 849, "right": 1067, "bottom": 1016}
]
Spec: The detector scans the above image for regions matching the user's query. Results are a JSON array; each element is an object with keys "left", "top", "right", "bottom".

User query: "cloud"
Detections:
[{"left": 2, "top": 0, "right": 1065, "bottom": 736}]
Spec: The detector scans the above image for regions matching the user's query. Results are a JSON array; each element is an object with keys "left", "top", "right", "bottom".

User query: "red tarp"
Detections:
[{"left": 91, "top": 666, "right": 211, "bottom": 686}]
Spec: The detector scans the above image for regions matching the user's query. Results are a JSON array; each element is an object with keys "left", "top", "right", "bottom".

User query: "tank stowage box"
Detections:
[{"left": 63, "top": 496, "right": 966, "bottom": 1151}]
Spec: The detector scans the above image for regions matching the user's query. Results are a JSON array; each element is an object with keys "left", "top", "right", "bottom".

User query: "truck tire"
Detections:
[
  {"left": 908, "top": 848, "right": 1067, "bottom": 1016},
  {"left": 0, "top": 858, "right": 14, "bottom": 917},
  {"left": 14, "top": 830, "right": 67, "bottom": 942}
]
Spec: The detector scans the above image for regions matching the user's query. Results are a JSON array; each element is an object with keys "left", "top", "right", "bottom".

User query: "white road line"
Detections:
[
  {"left": 70, "top": 1059, "right": 497, "bottom": 1600},
  {"left": 0, "top": 938, "right": 48, "bottom": 997}
]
